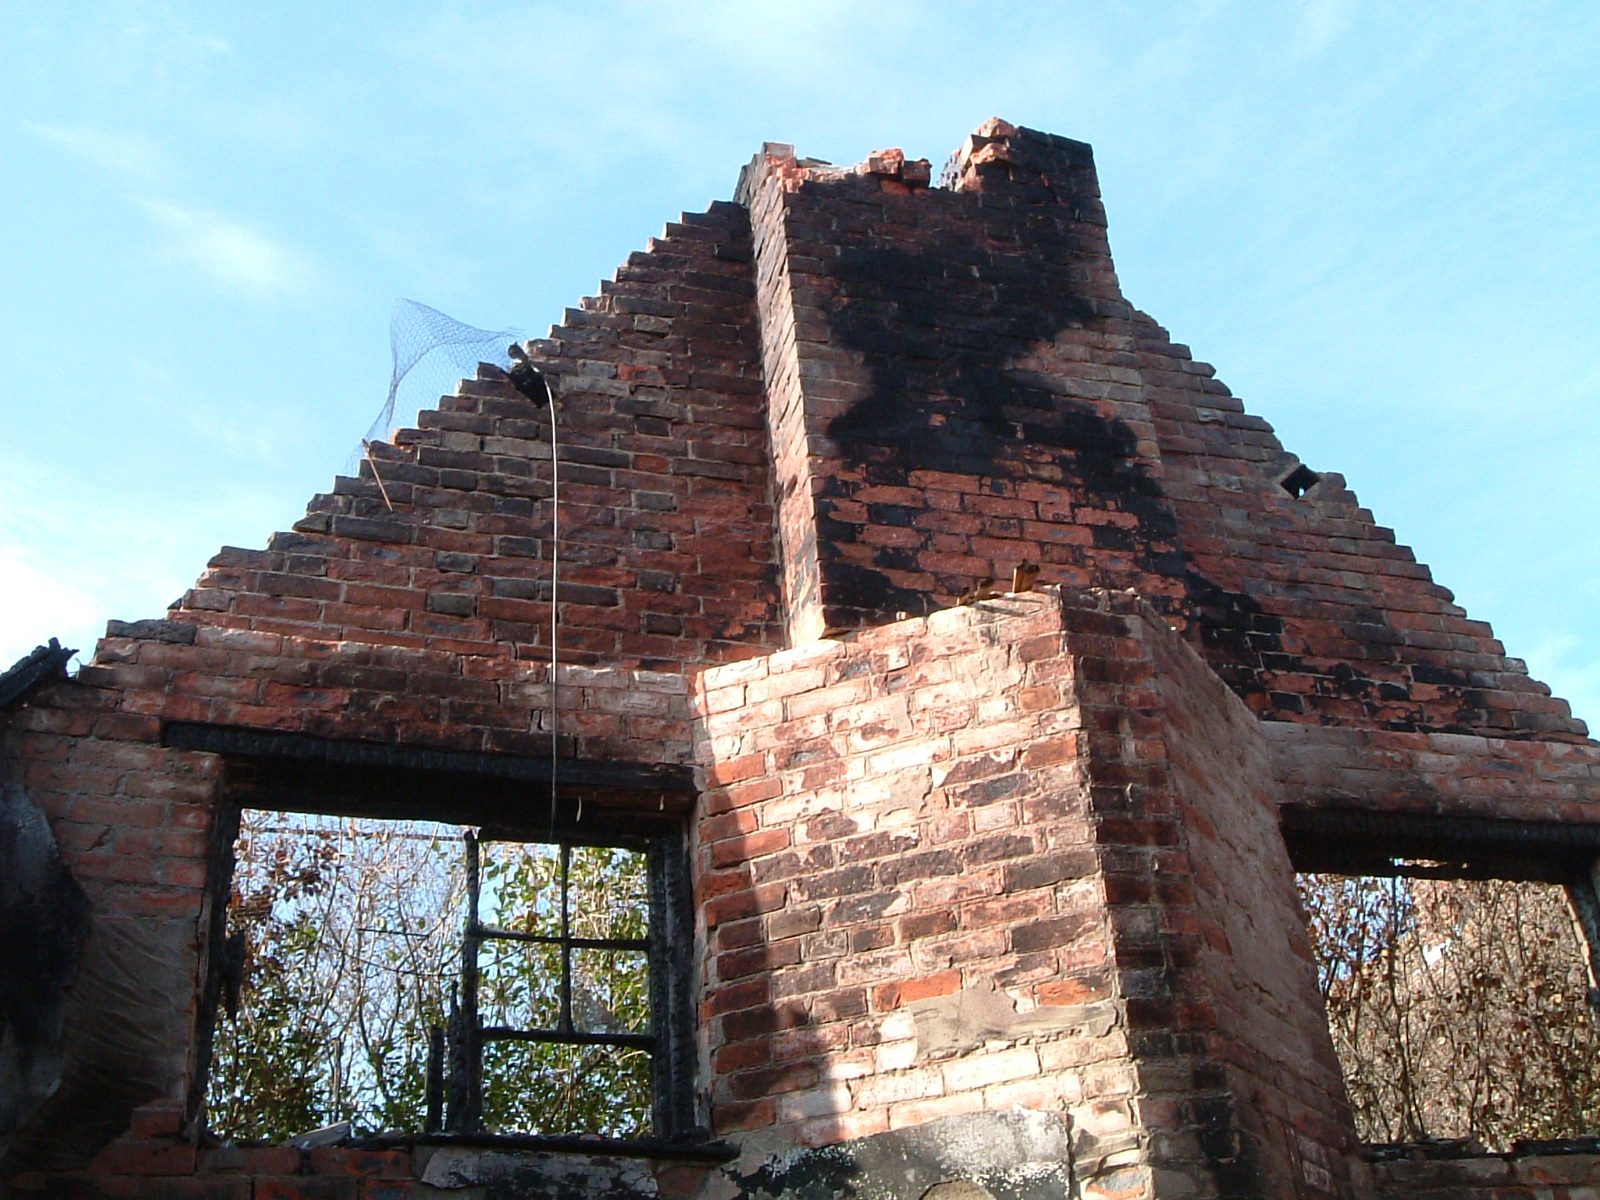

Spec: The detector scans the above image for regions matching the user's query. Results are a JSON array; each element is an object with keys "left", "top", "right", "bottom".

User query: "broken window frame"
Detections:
[
  {"left": 447, "top": 825, "right": 688, "bottom": 1138},
  {"left": 173, "top": 723, "right": 701, "bottom": 1148}
]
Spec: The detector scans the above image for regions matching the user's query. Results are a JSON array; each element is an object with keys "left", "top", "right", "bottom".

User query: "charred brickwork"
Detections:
[
  {"left": 2, "top": 119, "right": 1599, "bottom": 1200},
  {"left": 737, "top": 129, "right": 1190, "bottom": 641},
  {"left": 737, "top": 121, "right": 1583, "bottom": 742}
]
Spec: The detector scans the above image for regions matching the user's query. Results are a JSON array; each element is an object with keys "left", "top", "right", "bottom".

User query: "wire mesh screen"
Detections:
[{"left": 352, "top": 299, "right": 521, "bottom": 467}]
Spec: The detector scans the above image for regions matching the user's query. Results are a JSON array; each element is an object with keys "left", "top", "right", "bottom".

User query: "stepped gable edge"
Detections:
[{"left": 733, "top": 118, "right": 1585, "bottom": 746}]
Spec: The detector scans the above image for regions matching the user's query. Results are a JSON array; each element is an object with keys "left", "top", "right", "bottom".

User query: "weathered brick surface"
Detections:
[
  {"left": 691, "top": 589, "right": 1368, "bottom": 1198},
  {"left": 1369, "top": 1149, "right": 1600, "bottom": 1199},
  {"left": 1266, "top": 719, "right": 1600, "bottom": 824},
  {"left": 1136, "top": 593, "right": 1360, "bottom": 1198},
  {"left": 1129, "top": 312, "right": 1585, "bottom": 741},
  {"left": 737, "top": 124, "right": 1181, "bottom": 648},
  {"left": 0, "top": 201, "right": 780, "bottom": 1189},
  {"left": 186, "top": 200, "right": 779, "bottom": 674},
  {"left": 692, "top": 595, "right": 1127, "bottom": 1164}
]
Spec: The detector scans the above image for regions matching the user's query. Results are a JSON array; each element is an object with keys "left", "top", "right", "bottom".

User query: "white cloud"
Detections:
[
  {"left": 0, "top": 554, "right": 107, "bottom": 671},
  {"left": 135, "top": 199, "right": 317, "bottom": 297},
  {"left": 110, "top": 5, "right": 232, "bottom": 77},
  {"left": 23, "top": 121, "right": 316, "bottom": 299},
  {"left": 23, "top": 121, "right": 171, "bottom": 180}
]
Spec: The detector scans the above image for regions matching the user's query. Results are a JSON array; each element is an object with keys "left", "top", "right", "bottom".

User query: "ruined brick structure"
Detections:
[{"left": 4, "top": 119, "right": 1599, "bottom": 1199}]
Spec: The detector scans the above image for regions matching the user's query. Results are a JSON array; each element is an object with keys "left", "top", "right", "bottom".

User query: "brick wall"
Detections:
[
  {"left": 6, "top": 118, "right": 1600, "bottom": 1200},
  {"left": 1141, "top": 596, "right": 1359, "bottom": 1197},
  {"left": 1, "top": 679, "right": 215, "bottom": 1175},
  {"left": 0, "top": 198, "right": 785, "bottom": 1181},
  {"left": 1128, "top": 311, "right": 1585, "bottom": 740},
  {"left": 1369, "top": 1149, "right": 1600, "bottom": 1199},
  {"left": 7, "top": 1099, "right": 721, "bottom": 1200},
  {"left": 691, "top": 594, "right": 1125, "bottom": 1156},
  {"left": 187, "top": 201, "right": 779, "bottom": 675},
  {"left": 736, "top": 124, "right": 1189, "bottom": 646},
  {"left": 691, "top": 588, "right": 1373, "bottom": 1200},
  {"left": 1266, "top": 720, "right": 1600, "bottom": 824}
]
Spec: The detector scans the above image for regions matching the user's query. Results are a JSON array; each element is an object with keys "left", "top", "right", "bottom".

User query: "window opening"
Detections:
[
  {"left": 1279, "top": 463, "right": 1321, "bottom": 498},
  {"left": 208, "top": 808, "right": 685, "bottom": 1145},
  {"left": 1298, "top": 871, "right": 1600, "bottom": 1150}
]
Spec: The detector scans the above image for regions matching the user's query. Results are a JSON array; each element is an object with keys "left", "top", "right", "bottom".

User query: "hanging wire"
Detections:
[
  {"left": 548, "top": 377, "right": 561, "bottom": 837},
  {"left": 507, "top": 344, "right": 561, "bottom": 840}
]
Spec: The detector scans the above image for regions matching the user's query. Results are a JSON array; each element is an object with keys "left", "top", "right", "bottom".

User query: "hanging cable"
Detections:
[
  {"left": 548, "top": 382, "right": 560, "bottom": 838},
  {"left": 507, "top": 345, "right": 561, "bottom": 839}
]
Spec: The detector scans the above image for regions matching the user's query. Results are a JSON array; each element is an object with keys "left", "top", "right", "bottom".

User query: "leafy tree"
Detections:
[{"left": 208, "top": 814, "right": 655, "bottom": 1143}]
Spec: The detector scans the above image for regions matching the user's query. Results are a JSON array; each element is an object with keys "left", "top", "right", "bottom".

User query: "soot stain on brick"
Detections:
[
  {"left": 1194, "top": 1091, "right": 1260, "bottom": 1199},
  {"left": 821, "top": 240, "right": 1170, "bottom": 594},
  {"left": 817, "top": 232, "right": 1495, "bottom": 732},
  {"left": 1182, "top": 572, "right": 1289, "bottom": 710},
  {"left": 0, "top": 783, "right": 91, "bottom": 1156},
  {"left": 819, "top": 235, "right": 1294, "bottom": 699}
]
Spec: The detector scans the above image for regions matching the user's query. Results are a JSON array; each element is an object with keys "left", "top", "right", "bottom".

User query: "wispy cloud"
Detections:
[
  {"left": 24, "top": 121, "right": 171, "bottom": 180},
  {"left": 25, "top": 121, "right": 315, "bottom": 299},
  {"left": 107, "top": 6, "right": 232, "bottom": 87},
  {"left": 135, "top": 199, "right": 317, "bottom": 297},
  {"left": 1297, "top": 0, "right": 1356, "bottom": 56}
]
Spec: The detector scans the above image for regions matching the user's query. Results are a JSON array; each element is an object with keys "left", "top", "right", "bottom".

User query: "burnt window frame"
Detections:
[
  {"left": 451, "top": 825, "right": 687, "bottom": 1138},
  {"left": 169, "top": 723, "right": 703, "bottom": 1151},
  {"left": 1284, "top": 805, "right": 1600, "bottom": 888},
  {"left": 1284, "top": 804, "right": 1600, "bottom": 991}
]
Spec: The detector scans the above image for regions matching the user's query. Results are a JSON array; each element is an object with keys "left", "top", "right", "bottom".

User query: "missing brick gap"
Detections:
[{"left": 1279, "top": 463, "right": 1321, "bottom": 499}]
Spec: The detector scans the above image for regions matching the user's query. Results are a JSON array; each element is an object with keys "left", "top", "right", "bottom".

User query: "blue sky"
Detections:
[{"left": 3, "top": 1, "right": 1597, "bottom": 725}]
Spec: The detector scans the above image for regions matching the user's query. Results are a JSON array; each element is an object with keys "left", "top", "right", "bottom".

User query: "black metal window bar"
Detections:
[{"left": 438, "top": 830, "right": 656, "bottom": 1135}]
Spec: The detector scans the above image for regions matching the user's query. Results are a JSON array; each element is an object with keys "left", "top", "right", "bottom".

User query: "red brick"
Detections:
[
  {"left": 704, "top": 881, "right": 787, "bottom": 927},
  {"left": 717, "top": 939, "right": 802, "bottom": 980},
  {"left": 308, "top": 1148, "right": 410, "bottom": 1178},
  {"left": 256, "top": 1178, "right": 358, "bottom": 1200},
  {"left": 709, "top": 827, "right": 791, "bottom": 867},
  {"left": 726, "top": 1060, "right": 819, "bottom": 1100},
  {"left": 90, "top": 1139, "right": 198, "bottom": 1175},
  {"left": 127, "top": 1102, "right": 184, "bottom": 1138},
  {"left": 714, "top": 1097, "right": 776, "bottom": 1134}
]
